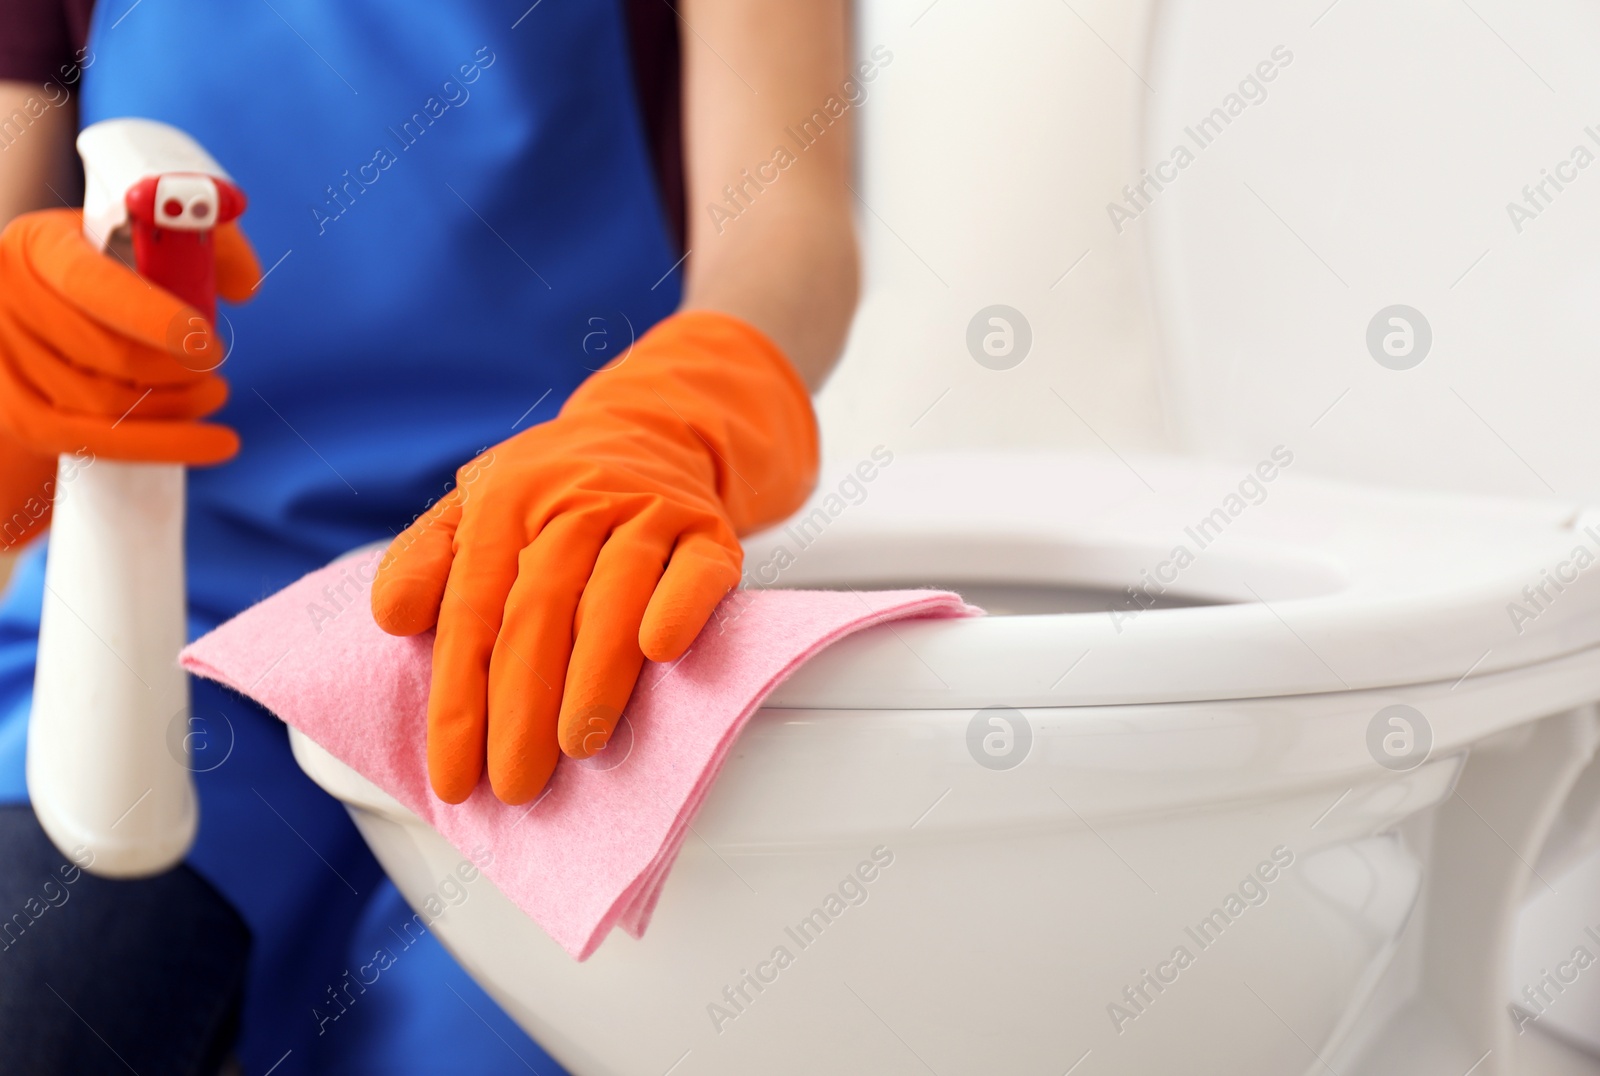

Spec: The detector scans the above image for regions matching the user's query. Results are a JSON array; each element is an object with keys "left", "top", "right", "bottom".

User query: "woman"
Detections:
[{"left": 0, "top": 1, "right": 857, "bottom": 1071}]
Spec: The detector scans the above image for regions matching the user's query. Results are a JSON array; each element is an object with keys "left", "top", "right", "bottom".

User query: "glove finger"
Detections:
[
  {"left": 1, "top": 397, "right": 237, "bottom": 464},
  {"left": 97, "top": 420, "right": 237, "bottom": 466},
  {"left": 1, "top": 256, "right": 220, "bottom": 403},
  {"left": 639, "top": 530, "right": 743, "bottom": 663},
  {"left": 0, "top": 348, "right": 233, "bottom": 464},
  {"left": 371, "top": 488, "right": 465, "bottom": 636},
  {"left": 131, "top": 377, "right": 230, "bottom": 421},
  {"left": 6, "top": 209, "right": 199, "bottom": 358},
  {"left": 164, "top": 307, "right": 233, "bottom": 374},
  {"left": 557, "top": 525, "right": 673, "bottom": 760},
  {"left": 214, "top": 223, "right": 262, "bottom": 305},
  {"left": 8, "top": 270, "right": 220, "bottom": 387},
  {"left": 486, "top": 511, "right": 610, "bottom": 804},
  {"left": 426, "top": 509, "right": 525, "bottom": 804},
  {"left": 11, "top": 337, "right": 229, "bottom": 421}
]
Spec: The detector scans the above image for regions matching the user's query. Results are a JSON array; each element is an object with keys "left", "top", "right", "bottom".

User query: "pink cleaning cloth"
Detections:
[{"left": 180, "top": 548, "right": 980, "bottom": 960}]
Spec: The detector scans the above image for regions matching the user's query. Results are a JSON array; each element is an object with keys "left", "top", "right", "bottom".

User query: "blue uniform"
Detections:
[{"left": 0, "top": 1, "right": 681, "bottom": 1071}]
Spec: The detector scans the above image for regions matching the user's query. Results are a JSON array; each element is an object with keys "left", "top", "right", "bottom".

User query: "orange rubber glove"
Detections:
[
  {"left": 0, "top": 425, "right": 61, "bottom": 552},
  {"left": 0, "top": 208, "right": 259, "bottom": 466},
  {"left": 372, "top": 311, "right": 820, "bottom": 805}
]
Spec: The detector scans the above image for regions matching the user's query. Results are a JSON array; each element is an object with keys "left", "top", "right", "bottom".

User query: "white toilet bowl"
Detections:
[{"left": 291, "top": 451, "right": 1600, "bottom": 1076}]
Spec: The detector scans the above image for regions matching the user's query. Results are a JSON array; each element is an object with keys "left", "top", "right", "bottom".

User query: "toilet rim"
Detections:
[
  {"left": 743, "top": 450, "right": 1600, "bottom": 710},
  {"left": 290, "top": 637, "right": 1600, "bottom": 830}
]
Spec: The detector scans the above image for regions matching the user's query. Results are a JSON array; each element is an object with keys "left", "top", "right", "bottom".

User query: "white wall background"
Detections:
[
  {"left": 821, "top": 0, "right": 1600, "bottom": 506},
  {"left": 816, "top": 0, "right": 1172, "bottom": 462}
]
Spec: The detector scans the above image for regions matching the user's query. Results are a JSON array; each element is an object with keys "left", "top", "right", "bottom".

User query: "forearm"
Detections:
[
  {"left": 684, "top": 189, "right": 857, "bottom": 392},
  {"left": 677, "top": 0, "right": 859, "bottom": 391},
  {"left": 0, "top": 80, "right": 80, "bottom": 228}
]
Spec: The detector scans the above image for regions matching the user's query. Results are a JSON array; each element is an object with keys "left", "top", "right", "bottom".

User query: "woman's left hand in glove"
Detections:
[{"left": 371, "top": 311, "right": 818, "bottom": 805}]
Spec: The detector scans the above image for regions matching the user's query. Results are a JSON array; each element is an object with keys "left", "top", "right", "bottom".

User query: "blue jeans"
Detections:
[{"left": 0, "top": 804, "right": 251, "bottom": 1075}]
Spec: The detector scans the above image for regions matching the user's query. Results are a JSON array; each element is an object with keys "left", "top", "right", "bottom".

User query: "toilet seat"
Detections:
[{"left": 749, "top": 451, "right": 1600, "bottom": 709}]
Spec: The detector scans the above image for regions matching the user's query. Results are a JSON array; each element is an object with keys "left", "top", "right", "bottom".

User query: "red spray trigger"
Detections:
[{"left": 123, "top": 173, "right": 247, "bottom": 325}]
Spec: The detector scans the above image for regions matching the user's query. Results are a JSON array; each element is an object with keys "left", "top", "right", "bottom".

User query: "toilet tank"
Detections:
[{"left": 826, "top": 0, "right": 1600, "bottom": 505}]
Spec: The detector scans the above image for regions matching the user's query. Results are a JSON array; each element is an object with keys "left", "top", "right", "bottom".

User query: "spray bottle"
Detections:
[{"left": 27, "top": 118, "right": 245, "bottom": 878}]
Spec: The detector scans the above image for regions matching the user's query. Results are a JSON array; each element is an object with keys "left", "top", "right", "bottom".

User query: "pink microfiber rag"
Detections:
[{"left": 180, "top": 548, "right": 979, "bottom": 960}]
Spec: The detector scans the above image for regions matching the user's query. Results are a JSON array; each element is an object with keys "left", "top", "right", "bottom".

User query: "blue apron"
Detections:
[{"left": 0, "top": 1, "right": 681, "bottom": 1071}]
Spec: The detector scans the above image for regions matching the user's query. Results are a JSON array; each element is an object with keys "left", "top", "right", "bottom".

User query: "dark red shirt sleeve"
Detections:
[
  {"left": 0, "top": 0, "right": 93, "bottom": 84},
  {"left": 625, "top": 0, "right": 684, "bottom": 252}
]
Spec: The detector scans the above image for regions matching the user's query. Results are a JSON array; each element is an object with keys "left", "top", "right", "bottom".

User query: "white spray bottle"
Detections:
[{"left": 27, "top": 118, "right": 246, "bottom": 878}]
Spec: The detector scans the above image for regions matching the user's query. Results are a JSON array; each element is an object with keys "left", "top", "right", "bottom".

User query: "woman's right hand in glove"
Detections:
[{"left": 0, "top": 207, "right": 258, "bottom": 466}]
